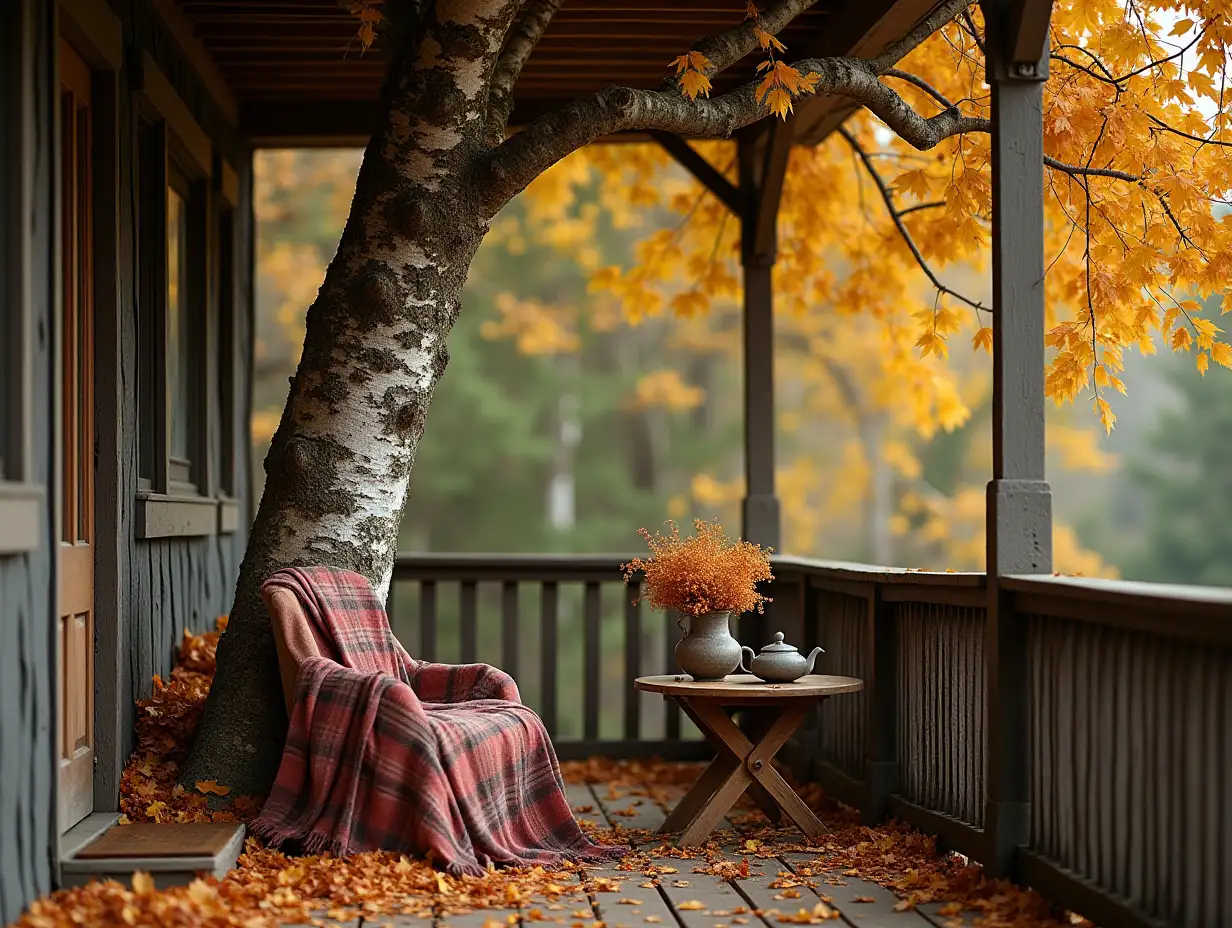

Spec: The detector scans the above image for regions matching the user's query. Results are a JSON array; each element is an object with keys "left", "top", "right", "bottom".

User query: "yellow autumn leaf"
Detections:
[
  {"left": 1197, "top": 351, "right": 1210, "bottom": 375},
  {"left": 763, "top": 86, "right": 794, "bottom": 118},
  {"left": 131, "top": 872, "right": 155, "bottom": 895},
  {"left": 972, "top": 326, "right": 993, "bottom": 353},
  {"left": 1094, "top": 397, "right": 1116, "bottom": 435},
  {"left": 1212, "top": 342, "right": 1232, "bottom": 367},
  {"left": 678, "top": 901, "right": 707, "bottom": 911},
  {"left": 685, "top": 51, "right": 712, "bottom": 71},
  {"left": 1170, "top": 17, "right": 1194, "bottom": 35},
  {"left": 680, "top": 69, "right": 712, "bottom": 100},
  {"left": 1172, "top": 327, "right": 1194, "bottom": 351}
]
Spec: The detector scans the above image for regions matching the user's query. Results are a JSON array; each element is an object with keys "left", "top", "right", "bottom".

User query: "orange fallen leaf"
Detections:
[
  {"left": 194, "top": 778, "right": 231, "bottom": 796},
  {"left": 851, "top": 896, "right": 875, "bottom": 903},
  {"left": 678, "top": 901, "right": 706, "bottom": 911}
]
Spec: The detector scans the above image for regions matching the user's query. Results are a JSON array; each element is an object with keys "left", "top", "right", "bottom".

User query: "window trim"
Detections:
[
  {"left": 213, "top": 190, "right": 239, "bottom": 533},
  {"left": 133, "top": 56, "right": 227, "bottom": 538}
]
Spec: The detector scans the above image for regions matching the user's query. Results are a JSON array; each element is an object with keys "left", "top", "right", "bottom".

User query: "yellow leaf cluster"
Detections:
[
  {"left": 480, "top": 292, "right": 580, "bottom": 355},
  {"left": 630, "top": 369, "right": 706, "bottom": 411}
]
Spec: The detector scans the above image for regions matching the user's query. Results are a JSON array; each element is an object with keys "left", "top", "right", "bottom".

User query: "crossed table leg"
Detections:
[{"left": 659, "top": 696, "right": 828, "bottom": 846}]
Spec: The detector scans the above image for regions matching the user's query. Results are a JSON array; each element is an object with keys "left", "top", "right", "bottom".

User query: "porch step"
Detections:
[{"left": 60, "top": 820, "right": 245, "bottom": 889}]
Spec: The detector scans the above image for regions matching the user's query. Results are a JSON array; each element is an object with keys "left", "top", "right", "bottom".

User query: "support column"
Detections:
[
  {"left": 737, "top": 123, "right": 791, "bottom": 552},
  {"left": 981, "top": 0, "right": 1054, "bottom": 878}
]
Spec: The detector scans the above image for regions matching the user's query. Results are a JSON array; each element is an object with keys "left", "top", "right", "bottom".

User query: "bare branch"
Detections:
[
  {"left": 898, "top": 199, "right": 947, "bottom": 216},
  {"left": 1044, "top": 156, "right": 1140, "bottom": 181},
  {"left": 959, "top": 9, "right": 985, "bottom": 54},
  {"left": 838, "top": 126, "right": 987, "bottom": 313},
  {"left": 485, "top": 0, "right": 565, "bottom": 145},
  {"left": 883, "top": 69, "right": 955, "bottom": 109},
  {"left": 479, "top": 56, "right": 988, "bottom": 217}
]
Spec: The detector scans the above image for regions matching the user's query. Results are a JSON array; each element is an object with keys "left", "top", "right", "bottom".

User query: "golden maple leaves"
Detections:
[{"left": 671, "top": 3, "right": 821, "bottom": 120}]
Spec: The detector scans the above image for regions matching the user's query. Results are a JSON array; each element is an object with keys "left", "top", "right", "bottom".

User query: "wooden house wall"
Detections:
[
  {"left": 0, "top": 0, "right": 61, "bottom": 919},
  {"left": 0, "top": 0, "right": 253, "bottom": 920},
  {"left": 97, "top": 0, "right": 254, "bottom": 787}
]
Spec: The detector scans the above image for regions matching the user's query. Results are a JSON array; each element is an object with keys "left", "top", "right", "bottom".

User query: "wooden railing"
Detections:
[{"left": 390, "top": 553, "right": 1231, "bottom": 928}]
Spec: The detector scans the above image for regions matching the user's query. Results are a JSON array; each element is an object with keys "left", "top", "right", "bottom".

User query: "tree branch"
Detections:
[
  {"left": 673, "top": 0, "right": 822, "bottom": 87},
  {"left": 868, "top": 0, "right": 977, "bottom": 71},
  {"left": 485, "top": 0, "right": 565, "bottom": 145},
  {"left": 883, "top": 69, "right": 955, "bottom": 109},
  {"left": 1043, "top": 156, "right": 1139, "bottom": 181},
  {"left": 479, "top": 56, "right": 987, "bottom": 217},
  {"left": 838, "top": 126, "right": 987, "bottom": 313}
]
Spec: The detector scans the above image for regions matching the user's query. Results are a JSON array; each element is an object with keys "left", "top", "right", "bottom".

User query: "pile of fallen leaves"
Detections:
[
  {"left": 118, "top": 617, "right": 262, "bottom": 825},
  {"left": 13, "top": 621, "right": 1090, "bottom": 928}
]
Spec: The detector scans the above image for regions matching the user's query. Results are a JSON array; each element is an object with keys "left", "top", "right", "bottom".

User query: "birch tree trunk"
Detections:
[
  {"left": 181, "top": 1, "right": 516, "bottom": 797},
  {"left": 179, "top": 0, "right": 984, "bottom": 797}
]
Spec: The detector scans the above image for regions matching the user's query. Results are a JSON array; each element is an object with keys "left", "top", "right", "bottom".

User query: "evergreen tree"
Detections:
[{"left": 1124, "top": 353, "right": 1232, "bottom": 586}]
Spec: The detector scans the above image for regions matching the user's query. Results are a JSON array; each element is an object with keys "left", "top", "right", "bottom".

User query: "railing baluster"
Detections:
[
  {"left": 541, "top": 581, "right": 558, "bottom": 737},
  {"left": 501, "top": 581, "right": 519, "bottom": 678},
  {"left": 624, "top": 584, "right": 640, "bottom": 741},
  {"left": 419, "top": 580, "right": 437, "bottom": 662},
  {"left": 461, "top": 581, "right": 477, "bottom": 663},
  {"left": 584, "top": 582, "right": 601, "bottom": 741},
  {"left": 666, "top": 609, "right": 681, "bottom": 740}
]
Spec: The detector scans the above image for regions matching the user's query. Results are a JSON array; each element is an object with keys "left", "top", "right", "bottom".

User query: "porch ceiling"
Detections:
[{"left": 173, "top": 0, "right": 941, "bottom": 147}]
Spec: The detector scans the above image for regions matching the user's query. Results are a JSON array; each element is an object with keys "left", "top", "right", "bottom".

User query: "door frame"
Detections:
[{"left": 55, "top": 0, "right": 124, "bottom": 849}]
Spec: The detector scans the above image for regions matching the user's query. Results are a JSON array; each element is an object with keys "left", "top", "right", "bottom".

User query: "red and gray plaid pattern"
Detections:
[{"left": 250, "top": 566, "right": 618, "bottom": 875}]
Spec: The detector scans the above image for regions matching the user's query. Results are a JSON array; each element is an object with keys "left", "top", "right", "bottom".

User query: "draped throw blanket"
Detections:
[{"left": 250, "top": 566, "right": 618, "bottom": 875}]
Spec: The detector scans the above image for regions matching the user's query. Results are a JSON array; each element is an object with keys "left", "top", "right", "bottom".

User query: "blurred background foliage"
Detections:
[{"left": 252, "top": 148, "right": 1227, "bottom": 588}]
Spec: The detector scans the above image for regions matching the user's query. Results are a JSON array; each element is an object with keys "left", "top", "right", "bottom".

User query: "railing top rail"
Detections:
[
  {"left": 392, "top": 552, "right": 986, "bottom": 588},
  {"left": 1004, "top": 573, "right": 1232, "bottom": 645},
  {"left": 771, "top": 555, "right": 986, "bottom": 588}
]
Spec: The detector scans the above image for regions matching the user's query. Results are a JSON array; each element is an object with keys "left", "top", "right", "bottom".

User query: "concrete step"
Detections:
[{"left": 60, "top": 819, "right": 245, "bottom": 889}]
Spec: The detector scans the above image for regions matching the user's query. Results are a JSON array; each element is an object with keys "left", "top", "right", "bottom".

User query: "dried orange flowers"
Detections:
[{"left": 622, "top": 520, "right": 773, "bottom": 618}]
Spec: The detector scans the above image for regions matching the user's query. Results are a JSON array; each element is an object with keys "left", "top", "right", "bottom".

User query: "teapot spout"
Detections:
[{"left": 804, "top": 646, "right": 825, "bottom": 674}]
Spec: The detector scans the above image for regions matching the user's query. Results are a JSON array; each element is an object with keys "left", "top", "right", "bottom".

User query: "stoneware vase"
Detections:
[{"left": 674, "top": 611, "right": 742, "bottom": 681}]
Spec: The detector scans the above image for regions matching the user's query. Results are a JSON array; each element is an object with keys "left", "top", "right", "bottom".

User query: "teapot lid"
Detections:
[{"left": 759, "top": 631, "right": 798, "bottom": 653}]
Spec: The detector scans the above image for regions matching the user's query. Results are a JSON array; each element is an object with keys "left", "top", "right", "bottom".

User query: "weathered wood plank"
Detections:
[
  {"left": 656, "top": 867, "right": 748, "bottom": 928},
  {"left": 567, "top": 783, "right": 611, "bottom": 831},
  {"left": 591, "top": 782, "right": 667, "bottom": 833},
  {"left": 780, "top": 857, "right": 934, "bottom": 928},
  {"left": 582, "top": 862, "right": 677, "bottom": 928}
]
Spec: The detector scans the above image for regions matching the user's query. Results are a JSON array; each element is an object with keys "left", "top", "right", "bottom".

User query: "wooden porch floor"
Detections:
[{"left": 287, "top": 761, "right": 1011, "bottom": 928}]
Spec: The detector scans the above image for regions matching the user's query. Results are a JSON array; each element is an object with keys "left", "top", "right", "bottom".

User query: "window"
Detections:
[
  {"left": 136, "top": 119, "right": 207, "bottom": 497},
  {"left": 1, "top": 6, "right": 27, "bottom": 485},
  {"left": 132, "top": 61, "right": 220, "bottom": 538},
  {"left": 0, "top": 2, "right": 42, "bottom": 555}
]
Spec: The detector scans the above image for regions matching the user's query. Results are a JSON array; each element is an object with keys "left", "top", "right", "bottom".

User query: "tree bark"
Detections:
[{"left": 181, "top": 0, "right": 522, "bottom": 798}]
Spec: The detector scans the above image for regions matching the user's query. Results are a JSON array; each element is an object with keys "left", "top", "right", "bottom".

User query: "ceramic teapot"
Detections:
[{"left": 740, "top": 632, "right": 824, "bottom": 683}]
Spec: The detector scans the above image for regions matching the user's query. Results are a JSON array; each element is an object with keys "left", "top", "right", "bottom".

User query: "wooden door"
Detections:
[{"left": 58, "top": 39, "right": 95, "bottom": 832}]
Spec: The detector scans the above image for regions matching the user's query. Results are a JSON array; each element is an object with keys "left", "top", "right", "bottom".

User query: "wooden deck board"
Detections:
[{"left": 267, "top": 773, "right": 959, "bottom": 928}]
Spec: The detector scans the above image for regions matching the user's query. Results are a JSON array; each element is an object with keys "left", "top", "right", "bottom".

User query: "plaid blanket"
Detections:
[{"left": 250, "top": 566, "right": 618, "bottom": 874}]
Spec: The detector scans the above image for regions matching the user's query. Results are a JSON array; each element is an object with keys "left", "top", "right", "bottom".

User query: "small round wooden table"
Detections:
[{"left": 634, "top": 674, "right": 864, "bottom": 846}]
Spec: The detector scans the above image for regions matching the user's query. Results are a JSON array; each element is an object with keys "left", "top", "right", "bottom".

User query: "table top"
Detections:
[{"left": 634, "top": 673, "right": 864, "bottom": 700}]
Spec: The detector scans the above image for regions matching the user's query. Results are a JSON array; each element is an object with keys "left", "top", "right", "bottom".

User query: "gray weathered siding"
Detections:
[
  {"left": 0, "top": 0, "right": 252, "bottom": 919},
  {"left": 0, "top": 0, "right": 58, "bottom": 920},
  {"left": 103, "top": 0, "right": 253, "bottom": 760}
]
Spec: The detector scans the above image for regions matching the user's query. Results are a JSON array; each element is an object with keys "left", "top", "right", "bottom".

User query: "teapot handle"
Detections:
[
  {"left": 678, "top": 615, "right": 688, "bottom": 637},
  {"left": 740, "top": 646, "right": 755, "bottom": 674}
]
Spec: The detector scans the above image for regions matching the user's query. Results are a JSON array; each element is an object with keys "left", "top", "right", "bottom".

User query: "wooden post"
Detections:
[
  {"left": 982, "top": 0, "right": 1054, "bottom": 879},
  {"left": 737, "top": 125, "right": 790, "bottom": 555}
]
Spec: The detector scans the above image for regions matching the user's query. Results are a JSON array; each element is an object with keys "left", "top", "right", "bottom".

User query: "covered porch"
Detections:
[{"left": 1, "top": 0, "right": 1229, "bottom": 926}]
